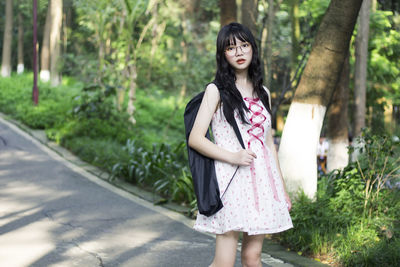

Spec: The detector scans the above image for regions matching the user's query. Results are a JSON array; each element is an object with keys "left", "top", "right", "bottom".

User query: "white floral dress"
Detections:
[{"left": 194, "top": 97, "right": 293, "bottom": 235}]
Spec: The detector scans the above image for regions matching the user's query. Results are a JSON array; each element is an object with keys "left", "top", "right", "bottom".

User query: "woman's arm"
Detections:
[{"left": 188, "top": 83, "right": 256, "bottom": 166}]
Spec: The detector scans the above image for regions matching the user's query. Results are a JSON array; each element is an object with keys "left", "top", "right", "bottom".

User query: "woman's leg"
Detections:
[
  {"left": 209, "top": 231, "right": 239, "bottom": 267},
  {"left": 241, "top": 233, "right": 265, "bottom": 267}
]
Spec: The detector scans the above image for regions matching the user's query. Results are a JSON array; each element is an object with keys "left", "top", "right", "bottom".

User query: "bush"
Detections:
[
  {"left": 64, "top": 137, "right": 128, "bottom": 172},
  {"left": 280, "top": 129, "right": 400, "bottom": 266},
  {"left": 0, "top": 74, "right": 82, "bottom": 129},
  {"left": 110, "top": 139, "right": 195, "bottom": 205}
]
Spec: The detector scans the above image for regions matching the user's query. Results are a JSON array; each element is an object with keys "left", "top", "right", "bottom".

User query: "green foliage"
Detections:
[
  {"left": 0, "top": 74, "right": 81, "bottom": 129},
  {"left": 280, "top": 130, "right": 400, "bottom": 266},
  {"left": 72, "top": 84, "right": 117, "bottom": 119},
  {"left": 110, "top": 139, "right": 195, "bottom": 205},
  {"left": 64, "top": 137, "right": 128, "bottom": 172},
  {"left": 133, "top": 89, "right": 186, "bottom": 148},
  {"left": 349, "top": 128, "right": 400, "bottom": 218}
]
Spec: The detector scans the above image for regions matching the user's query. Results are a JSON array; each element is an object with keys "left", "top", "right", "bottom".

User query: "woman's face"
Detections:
[{"left": 224, "top": 38, "right": 253, "bottom": 71}]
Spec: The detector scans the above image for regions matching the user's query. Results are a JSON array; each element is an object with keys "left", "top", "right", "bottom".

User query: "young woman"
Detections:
[{"left": 188, "top": 22, "right": 293, "bottom": 267}]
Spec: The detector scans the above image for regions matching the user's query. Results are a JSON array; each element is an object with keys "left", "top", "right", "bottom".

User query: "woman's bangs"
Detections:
[{"left": 224, "top": 31, "right": 249, "bottom": 48}]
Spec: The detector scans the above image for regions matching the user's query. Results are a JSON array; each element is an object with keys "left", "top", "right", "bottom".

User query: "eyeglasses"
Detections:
[{"left": 225, "top": 42, "right": 251, "bottom": 56}]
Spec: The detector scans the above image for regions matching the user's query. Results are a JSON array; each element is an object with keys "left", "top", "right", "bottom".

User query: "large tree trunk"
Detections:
[
  {"left": 49, "top": 0, "right": 63, "bottom": 86},
  {"left": 242, "top": 0, "right": 258, "bottom": 37},
  {"left": 290, "top": 0, "right": 300, "bottom": 68},
  {"left": 1, "top": 0, "right": 13, "bottom": 77},
  {"left": 278, "top": 0, "right": 363, "bottom": 199},
  {"left": 327, "top": 55, "right": 350, "bottom": 172},
  {"left": 353, "top": 0, "right": 371, "bottom": 137},
  {"left": 220, "top": 0, "right": 237, "bottom": 27},
  {"left": 17, "top": 11, "right": 24, "bottom": 74},
  {"left": 40, "top": 4, "right": 51, "bottom": 82}
]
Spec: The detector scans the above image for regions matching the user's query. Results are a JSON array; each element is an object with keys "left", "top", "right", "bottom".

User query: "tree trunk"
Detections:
[
  {"left": 148, "top": 2, "right": 166, "bottom": 80},
  {"left": 127, "top": 59, "right": 137, "bottom": 124},
  {"left": 50, "top": 0, "right": 63, "bottom": 86},
  {"left": 353, "top": 0, "right": 371, "bottom": 137},
  {"left": 179, "top": 15, "right": 189, "bottom": 103},
  {"left": 290, "top": 0, "right": 300, "bottom": 68},
  {"left": 1, "top": 0, "right": 13, "bottom": 77},
  {"left": 242, "top": 0, "right": 258, "bottom": 37},
  {"left": 261, "top": 0, "right": 275, "bottom": 88},
  {"left": 17, "top": 11, "right": 24, "bottom": 74},
  {"left": 40, "top": 4, "right": 51, "bottom": 82},
  {"left": 220, "top": 0, "right": 237, "bottom": 27},
  {"left": 236, "top": 0, "right": 242, "bottom": 23},
  {"left": 327, "top": 55, "right": 350, "bottom": 172},
  {"left": 278, "top": 0, "right": 363, "bottom": 199}
]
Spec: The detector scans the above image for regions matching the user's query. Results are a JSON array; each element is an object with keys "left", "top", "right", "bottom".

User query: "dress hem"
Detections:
[{"left": 193, "top": 224, "right": 293, "bottom": 236}]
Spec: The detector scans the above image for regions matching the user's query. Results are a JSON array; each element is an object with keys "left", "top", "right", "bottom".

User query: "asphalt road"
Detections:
[{"left": 0, "top": 117, "right": 279, "bottom": 267}]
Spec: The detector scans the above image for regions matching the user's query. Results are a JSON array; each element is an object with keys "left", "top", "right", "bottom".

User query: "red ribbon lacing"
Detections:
[{"left": 244, "top": 97, "right": 280, "bottom": 212}]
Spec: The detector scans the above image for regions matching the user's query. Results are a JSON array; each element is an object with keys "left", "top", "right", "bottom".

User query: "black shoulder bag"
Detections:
[{"left": 184, "top": 84, "right": 245, "bottom": 217}]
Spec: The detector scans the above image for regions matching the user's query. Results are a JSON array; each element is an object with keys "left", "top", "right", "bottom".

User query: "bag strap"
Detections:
[
  {"left": 221, "top": 166, "right": 239, "bottom": 199},
  {"left": 212, "top": 82, "right": 246, "bottom": 200},
  {"left": 220, "top": 115, "right": 243, "bottom": 200}
]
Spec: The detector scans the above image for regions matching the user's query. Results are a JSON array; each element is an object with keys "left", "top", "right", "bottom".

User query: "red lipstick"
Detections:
[{"left": 236, "top": 59, "right": 246, "bottom": 64}]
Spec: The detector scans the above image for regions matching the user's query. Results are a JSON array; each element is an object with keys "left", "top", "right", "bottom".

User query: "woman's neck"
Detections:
[
  {"left": 235, "top": 70, "right": 254, "bottom": 96},
  {"left": 235, "top": 70, "right": 250, "bottom": 85}
]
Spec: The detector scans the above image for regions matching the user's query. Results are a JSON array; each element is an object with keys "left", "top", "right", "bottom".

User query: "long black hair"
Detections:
[{"left": 214, "top": 22, "right": 271, "bottom": 128}]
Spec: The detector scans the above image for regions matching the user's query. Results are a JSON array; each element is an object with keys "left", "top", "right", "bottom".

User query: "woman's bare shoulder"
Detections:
[{"left": 205, "top": 83, "right": 220, "bottom": 97}]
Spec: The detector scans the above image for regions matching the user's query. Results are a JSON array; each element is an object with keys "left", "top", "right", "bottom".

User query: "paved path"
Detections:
[{"left": 0, "top": 117, "right": 285, "bottom": 267}]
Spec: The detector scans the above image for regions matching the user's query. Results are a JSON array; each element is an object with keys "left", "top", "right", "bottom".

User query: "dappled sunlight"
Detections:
[
  {"left": 0, "top": 150, "right": 49, "bottom": 163},
  {"left": 0, "top": 202, "right": 41, "bottom": 226},
  {"left": 0, "top": 169, "right": 11, "bottom": 176},
  {"left": 0, "top": 219, "right": 56, "bottom": 267},
  {"left": 0, "top": 180, "right": 73, "bottom": 200}
]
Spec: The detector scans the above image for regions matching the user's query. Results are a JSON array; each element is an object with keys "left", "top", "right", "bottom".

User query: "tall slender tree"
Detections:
[
  {"left": 260, "top": 0, "right": 276, "bottom": 88},
  {"left": 278, "top": 0, "right": 363, "bottom": 199},
  {"left": 40, "top": 3, "right": 51, "bottom": 82},
  {"left": 242, "top": 0, "right": 258, "bottom": 37},
  {"left": 17, "top": 9, "right": 24, "bottom": 74},
  {"left": 354, "top": 0, "right": 371, "bottom": 137},
  {"left": 327, "top": 55, "right": 350, "bottom": 172},
  {"left": 220, "top": 0, "right": 237, "bottom": 26},
  {"left": 49, "top": 0, "right": 63, "bottom": 86},
  {"left": 1, "top": 0, "right": 14, "bottom": 77},
  {"left": 290, "top": 0, "right": 300, "bottom": 68}
]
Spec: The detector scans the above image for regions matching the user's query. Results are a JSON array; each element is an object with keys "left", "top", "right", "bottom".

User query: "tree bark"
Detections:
[
  {"left": 1, "top": 0, "right": 13, "bottom": 77},
  {"left": 40, "top": 4, "right": 51, "bottom": 82},
  {"left": 236, "top": 0, "right": 242, "bottom": 23},
  {"left": 220, "top": 0, "right": 237, "bottom": 27},
  {"left": 17, "top": 10, "right": 24, "bottom": 74},
  {"left": 261, "top": 0, "right": 275, "bottom": 88},
  {"left": 278, "top": 0, "right": 362, "bottom": 199},
  {"left": 179, "top": 15, "right": 189, "bottom": 103},
  {"left": 327, "top": 55, "right": 350, "bottom": 172},
  {"left": 148, "top": 2, "right": 166, "bottom": 79},
  {"left": 50, "top": 0, "right": 63, "bottom": 86},
  {"left": 242, "top": 0, "right": 258, "bottom": 37},
  {"left": 353, "top": 0, "right": 371, "bottom": 137}
]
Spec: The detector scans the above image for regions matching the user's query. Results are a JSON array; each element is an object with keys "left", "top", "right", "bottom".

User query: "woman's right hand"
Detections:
[{"left": 231, "top": 149, "right": 257, "bottom": 166}]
